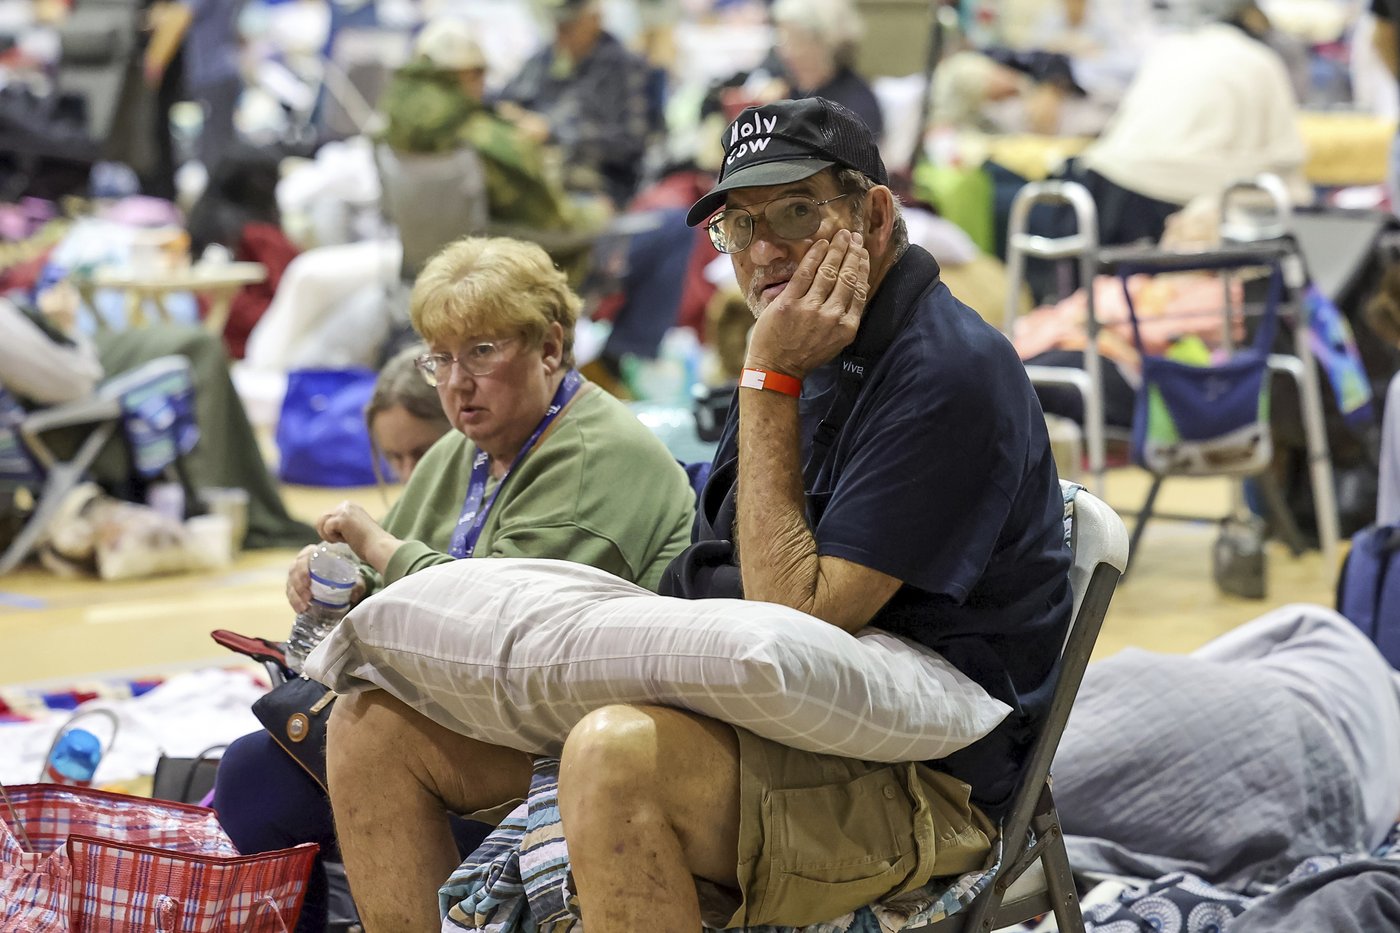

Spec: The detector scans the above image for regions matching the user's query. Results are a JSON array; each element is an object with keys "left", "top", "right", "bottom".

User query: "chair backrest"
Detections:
[
  {"left": 56, "top": 0, "right": 143, "bottom": 144},
  {"left": 914, "top": 483, "right": 1127, "bottom": 932},
  {"left": 373, "top": 142, "right": 490, "bottom": 282},
  {"left": 993, "top": 483, "right": 1128, "bottom": 890}
]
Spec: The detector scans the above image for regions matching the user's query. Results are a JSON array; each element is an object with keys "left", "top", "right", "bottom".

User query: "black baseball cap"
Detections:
[{"left": 685, "top": 97, "right": 889, "bottom": 227}]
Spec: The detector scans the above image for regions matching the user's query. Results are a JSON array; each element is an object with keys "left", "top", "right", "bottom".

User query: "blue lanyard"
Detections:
[{"left": 449, "top": 369, "right": 583, "bottom": 559}]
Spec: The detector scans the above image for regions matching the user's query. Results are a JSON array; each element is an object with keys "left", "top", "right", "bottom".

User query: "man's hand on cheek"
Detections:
[{"left": 746, "top": 229, "right": 871, "bottom": 381}]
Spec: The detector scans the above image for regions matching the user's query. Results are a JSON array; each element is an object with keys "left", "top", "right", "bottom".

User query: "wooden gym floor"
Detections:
[{"left": 0, "top": 469, "right": 1342, "bottom": 690}]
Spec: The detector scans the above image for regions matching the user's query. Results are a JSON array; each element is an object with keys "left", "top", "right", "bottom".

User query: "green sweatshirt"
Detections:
[{"left": 364, "top": 383, "right": 695, "bottom": 594}]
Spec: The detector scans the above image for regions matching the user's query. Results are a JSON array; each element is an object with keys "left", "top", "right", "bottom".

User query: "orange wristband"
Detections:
[{"left": 739, "top": 367, "right": 802, "bottom": 398}]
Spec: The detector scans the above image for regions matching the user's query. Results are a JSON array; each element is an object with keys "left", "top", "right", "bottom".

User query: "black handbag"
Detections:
[
  {"left": 251, "top": 676, "right": 337, "bottom": 793},
  {"left": 151, "top": 743, "right": 227, "bottom": 805}
]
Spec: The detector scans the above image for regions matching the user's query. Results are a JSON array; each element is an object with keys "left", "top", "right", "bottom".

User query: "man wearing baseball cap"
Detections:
[{"left": 553, "top": 97, "right": 1074, "bottom": 928}]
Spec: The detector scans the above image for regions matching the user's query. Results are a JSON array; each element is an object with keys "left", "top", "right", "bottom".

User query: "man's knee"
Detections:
[
  {"left": 559, "top": 705, "right": 743, "bottom": 885},
  {"left": 328, "top": 690, "right": 533, "bottom": 815},
  {"left": 558, "top": 704, "right": 738, "bottom": 809},
  {"left": 560, "top": 704, "right": 662, "bottom": 797}
]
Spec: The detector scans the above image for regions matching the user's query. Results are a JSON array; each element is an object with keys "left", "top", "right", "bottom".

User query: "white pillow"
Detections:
[{"left": 304, "top": 558, "right": 1011, "bottom": 762}]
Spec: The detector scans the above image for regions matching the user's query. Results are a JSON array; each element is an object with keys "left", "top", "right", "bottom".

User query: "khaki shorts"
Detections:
[{"left": 700, "top": 727, "right": 997, "bottom": 929}]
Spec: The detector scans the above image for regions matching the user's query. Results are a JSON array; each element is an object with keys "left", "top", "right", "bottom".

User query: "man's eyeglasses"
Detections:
[
  {"left": 414, "top": 338, "right": 517, "bottom": 386},
  {"left": 705, "top": 194, "right": 849, "bottom": 254}
]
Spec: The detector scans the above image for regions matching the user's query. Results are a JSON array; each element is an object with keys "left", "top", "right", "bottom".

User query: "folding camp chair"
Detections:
[
  {"left": 373, "top": 142, "right": 492, "bottom": 284},
  {"left": 372, "top": 140, "right": 661, "bottom": 295},
  {"left": 914, "top": 482, "right": 1129, "bottom": 933},
  {"left": 0, "top": 354, "right": 197, "bottom": 575}
]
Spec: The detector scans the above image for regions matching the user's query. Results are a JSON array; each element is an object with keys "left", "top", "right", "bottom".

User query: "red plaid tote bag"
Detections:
[{"left": 1, "top": 783, "right": 317, "bottom": 932}]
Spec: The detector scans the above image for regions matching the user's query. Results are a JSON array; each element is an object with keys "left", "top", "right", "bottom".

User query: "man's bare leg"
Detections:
[
  {"left": 558, "top": 705, "right": 741, "bottom": 933},
  {"left": 327, "top": 691, "right": 533, "bottom": 932}
]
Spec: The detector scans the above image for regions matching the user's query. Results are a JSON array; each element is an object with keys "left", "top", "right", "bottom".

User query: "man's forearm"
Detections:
[
  {"left": 144, "top": 3, "right": 192, "bottom": 78},
  {"left": 735, "top": 388, "right": 822, "bottom": 614}
]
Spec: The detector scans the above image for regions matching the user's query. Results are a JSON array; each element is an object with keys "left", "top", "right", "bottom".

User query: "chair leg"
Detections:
[
  {"left": 0, "top": 464, "right": 86, "bottom": 575},
  {"left": 955, "top": 882, "right": 1001, "bottom": 933},
  {"left": 0, "top": 420, "right": 116, "bottom": 575},
  {"left": 1125, "top": 474, "right": 1164, "bottom": 575},
  {"left": 1253, "top": 469, "right": 1307, "bottom": 556},
  {"left": 1039, "top": 829, "right": 1086, "bottom": 933}
]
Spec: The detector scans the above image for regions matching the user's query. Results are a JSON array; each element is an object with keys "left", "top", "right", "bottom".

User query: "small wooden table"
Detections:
[{"left": 83, "top": 262, "right": 268, "bottom": 336}]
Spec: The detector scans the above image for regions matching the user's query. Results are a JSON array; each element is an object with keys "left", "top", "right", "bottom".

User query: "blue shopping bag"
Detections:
[{"left": 275, "top": 368, "right": 382, "bottom": 487}]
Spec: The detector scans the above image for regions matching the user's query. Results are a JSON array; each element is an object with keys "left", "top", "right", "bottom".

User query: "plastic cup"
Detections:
[{"left": 199, "top": 487, "right": 250, "bottom": 553}]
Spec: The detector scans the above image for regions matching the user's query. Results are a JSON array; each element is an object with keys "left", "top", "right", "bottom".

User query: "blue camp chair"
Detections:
[{"left": 0, "top": 355, "right": 198, "bottom": 574}]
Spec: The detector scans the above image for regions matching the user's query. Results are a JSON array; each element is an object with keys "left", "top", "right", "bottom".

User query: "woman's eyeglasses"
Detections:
[
  {"left": 705, "top": 194, "right": 848, "bottom": 254},
  {"left": 414, "top": 338, "right": 517, "bottom": 386}
]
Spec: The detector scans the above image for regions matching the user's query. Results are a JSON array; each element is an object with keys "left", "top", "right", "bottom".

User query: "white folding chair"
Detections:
[{"left": 915, "top": 482, "right": 1129, "bottom": 932}]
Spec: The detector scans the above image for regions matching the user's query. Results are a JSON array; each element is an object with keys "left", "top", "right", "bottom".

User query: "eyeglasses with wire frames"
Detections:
[
  {"left": 414, "top": 337, "right": 518, "bottom": 386},
  {"left": 705, "top": 193, "right": 849, "bottom": 254}
]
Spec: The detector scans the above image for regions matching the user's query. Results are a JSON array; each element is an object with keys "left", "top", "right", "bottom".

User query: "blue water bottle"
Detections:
[
  {"left": 44, "top": 728, "right": 103, "bottom": 786},
  {"left": 42, "top": 710, "right": 118, "bottom": 787}
]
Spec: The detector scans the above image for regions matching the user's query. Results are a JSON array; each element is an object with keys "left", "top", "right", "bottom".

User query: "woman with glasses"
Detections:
[
  {"left": 284, "top": 235, "right": 696, "bottom": 613},
  {"left": 214, "top": 236, "right": 697, "bottom": 933}
]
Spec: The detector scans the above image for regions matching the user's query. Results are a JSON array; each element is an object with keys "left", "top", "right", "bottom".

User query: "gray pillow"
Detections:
[{"left": 305, "top": 557, "right": 1012, "bottom": 763}]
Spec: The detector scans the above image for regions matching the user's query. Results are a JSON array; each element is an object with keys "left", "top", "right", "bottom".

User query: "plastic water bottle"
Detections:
[
  {"left": 626, "top": 328, "right": 703, "bottom": 404},
  {"left": 44, "top": 727, "right": 103, "bottom": 787},
  {"left": 285, "top": 542, "right": 358, "bottom": 671}
]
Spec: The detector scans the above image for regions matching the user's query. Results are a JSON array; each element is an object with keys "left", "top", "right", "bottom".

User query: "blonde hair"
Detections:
[{"left": 410, "top": 236, "right": 580, "bottom": 366}]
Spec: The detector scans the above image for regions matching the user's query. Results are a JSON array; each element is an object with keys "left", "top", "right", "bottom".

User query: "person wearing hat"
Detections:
[
  {"left": 324, "top": 97, "right": 1071, "bottom": 931},
  {"left": 495, "top": 0, "right": 653, "bottom": 207},
  {"left": 378, "top": 19, "right": 578, "bottom": 235}
]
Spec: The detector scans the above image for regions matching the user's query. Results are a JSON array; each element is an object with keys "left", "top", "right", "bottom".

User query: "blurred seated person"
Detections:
[
  {"left": 1021, "top": 0, "right": 1307, "bottom": 301},
  {"left": 495, "top": 0, "right": 653, "bottom": 207},
  {"left": 995, "top": 0, "right": 1154, "bottom": 107},
  {"left": 0, "top": 283, "right": 313, "bottom": 549},
  {"left": 931, "top": 49, "right": 1079, "bottom": 137},
  {"left": 184, "top": 144, "right": 300, "bottom": 361},
  {"left": 380, "top": 19, "right": 584, "bottom": 237},
  {"left": 212, "top": 237, "right": 697, "bottom": 933},
  {"left": 769, "top": 0, "right": 883, "bottom": 137}
]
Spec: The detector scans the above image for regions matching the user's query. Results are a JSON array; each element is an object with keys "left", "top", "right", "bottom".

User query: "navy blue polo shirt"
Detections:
[{"left": 700, "top": 246, "right": 1072, "bottom": 818}]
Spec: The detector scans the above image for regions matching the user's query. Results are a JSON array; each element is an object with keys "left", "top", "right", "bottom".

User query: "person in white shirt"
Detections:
[{"left": 0, "top": 290, "right": 103, "bottom": 405}]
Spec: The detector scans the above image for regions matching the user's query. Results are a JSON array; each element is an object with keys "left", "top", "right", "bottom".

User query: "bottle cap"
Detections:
[{"left": 46, "top": 727, "right": 103, "bottom": 785}]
